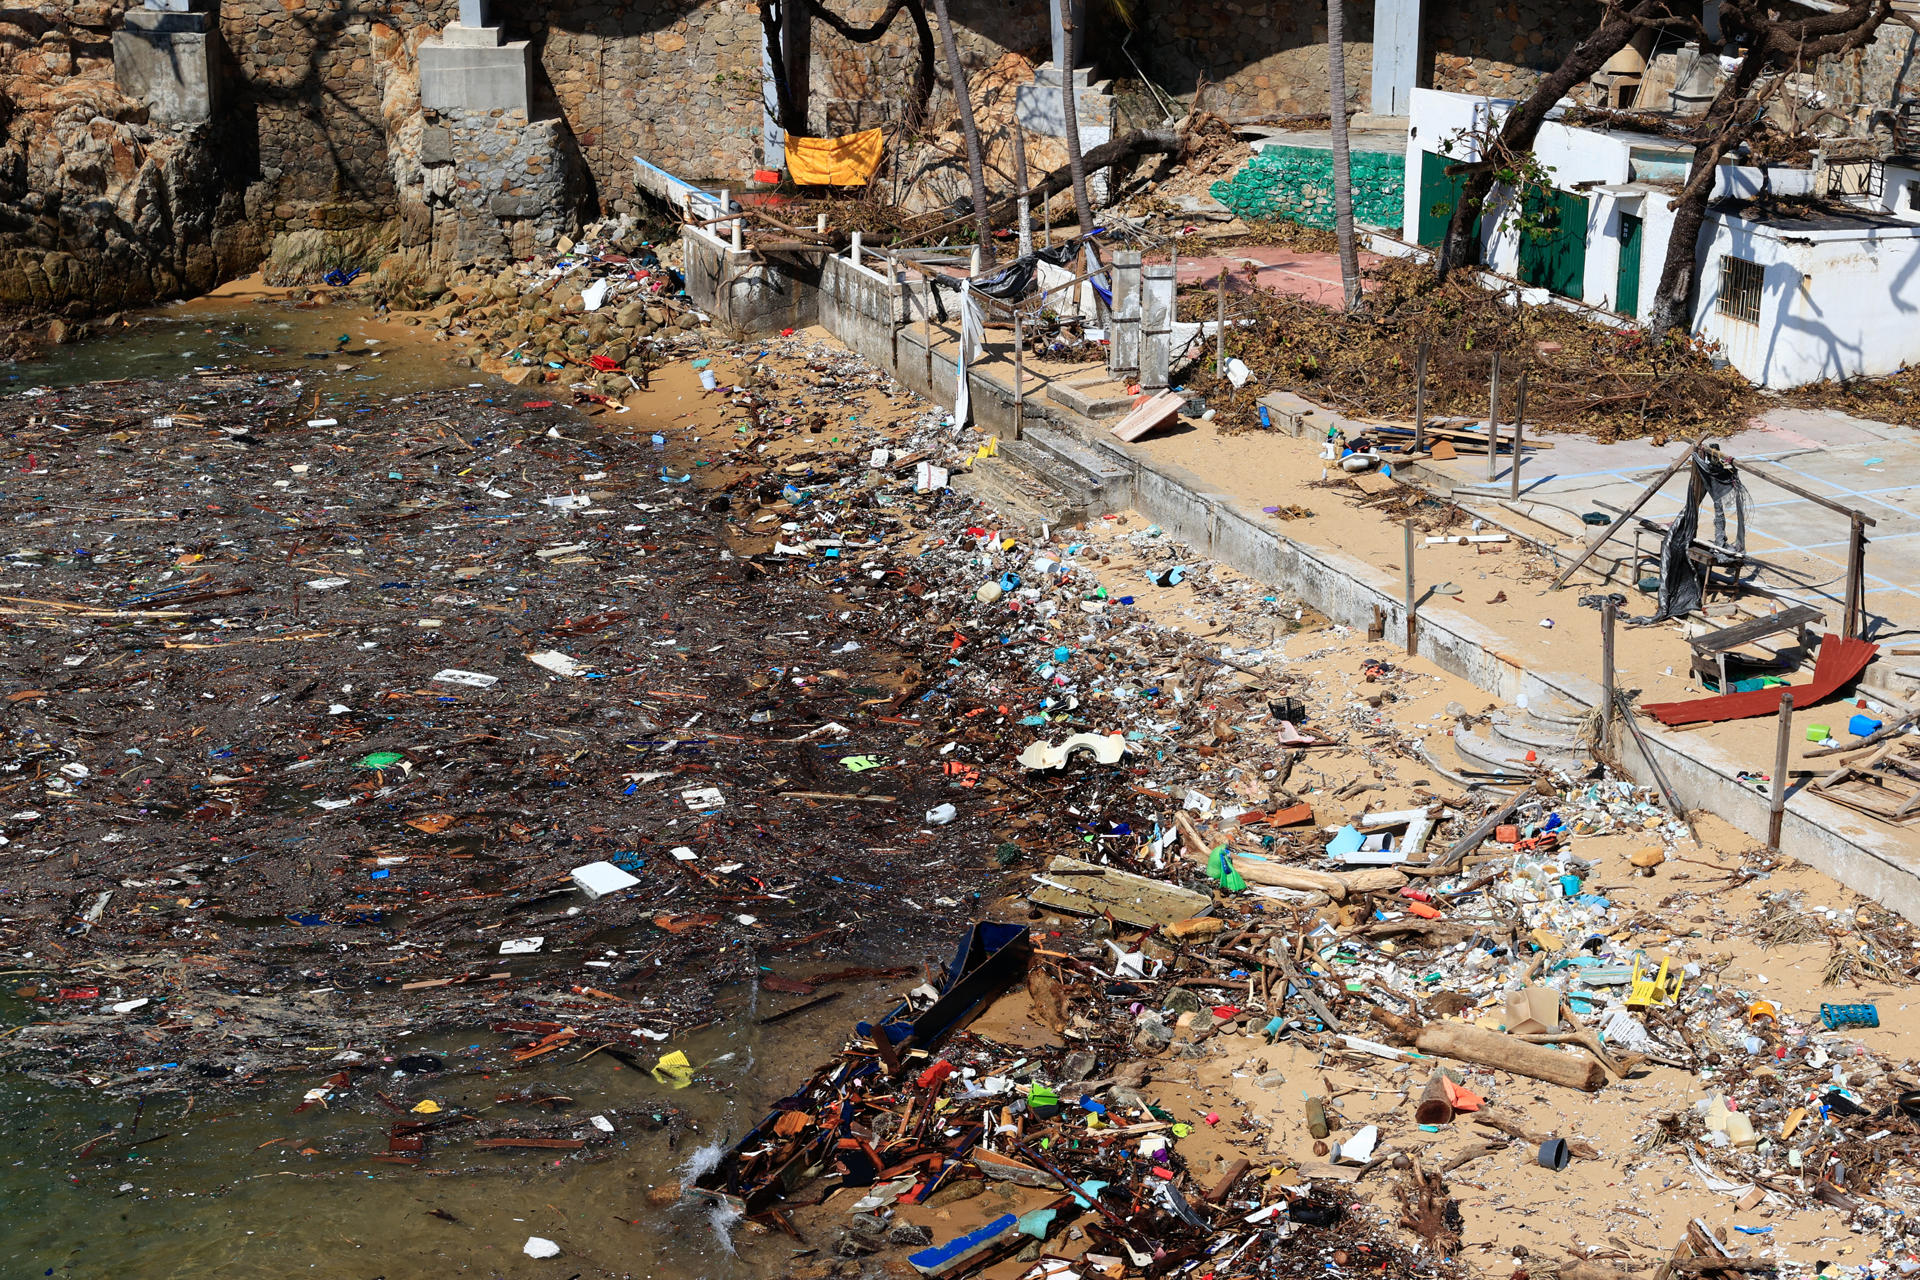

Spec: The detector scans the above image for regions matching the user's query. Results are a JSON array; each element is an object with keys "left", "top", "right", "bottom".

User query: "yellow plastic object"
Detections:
[
  {"left": 651, "top": 1050, "right": 695, "bottom": 1088},
  {"left": 1626, "top": 955, "right": 1680, "bottom": 1010},
  {"left": 411, "top": 1099, "right": 443, "bottom": 1114},
  {"left": 785, "top": 129, "right": 886, "bottom": 186}
]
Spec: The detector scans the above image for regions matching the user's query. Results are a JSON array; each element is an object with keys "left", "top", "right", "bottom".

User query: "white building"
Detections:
[{"left": 1401, "top": 87, "right": 1920, "bottom": 389}]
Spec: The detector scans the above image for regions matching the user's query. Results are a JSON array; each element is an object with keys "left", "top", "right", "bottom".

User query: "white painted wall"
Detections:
[
  {"left": 1402, "top": 90, "right": 1920, "bottom": 387},
  {"left": 1691, "top": 214, "right": 1920, "bottom": 387}
]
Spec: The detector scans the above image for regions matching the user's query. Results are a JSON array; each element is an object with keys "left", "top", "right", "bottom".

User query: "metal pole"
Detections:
[
  {"left": 1404, "top": 520, "right": 1417, "bottom": 657},
  {"left": 1768, "top": 687, "right": 1794, "bottom": 851},
  {"left": 1413, "top": 336, "right": 1429, "bottom": 454},
  {"left": 1486, "top": 352, "right": 1501, "bottom": 483},
  {"left": 850, "top": 229, "right": 862, "bottom": 268},
  {"left": 1844, "top": 512, "right": 1867, "bottom": 640},
  {"left": 1216, "top": 269, "right": 1227, "bottom": 374},
  {"left": 1600, "top": 597, "right": 1617, "bottom": 746},
  {"left": 1013, "top": 311, "right": 1025, "bottom": 435},
  {"left": 1509, "top": 370, "right": 1528, "bottom": 501}
]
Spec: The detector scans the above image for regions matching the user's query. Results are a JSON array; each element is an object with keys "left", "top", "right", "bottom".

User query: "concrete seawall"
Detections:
[{"left": 683, "top": 224, "right": 1920, "bottom": 922}]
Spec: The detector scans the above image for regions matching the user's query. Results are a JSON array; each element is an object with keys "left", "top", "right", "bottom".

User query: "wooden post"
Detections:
[
  {"left": 1215, "top": 268, "right": 1228, "bottom": 373},
  {"left": 1013, "top": 122, "right": 1033, "bottom": 259},
  {"left": 1768, "top": 687, "right": 1794, "bottom": 851},
  {"left": 1012, "top": 311, "right": 1025, "bottom": 434},
  {"left": 1600, "top": 596, "right": 1617, "bottom": 745},
  {"left": 1844, "top": 511, "right": 1867, "bottom": 640},
  {"left": 1413, "top": 336, "right": 1430, "bottom": 454},
  {"left": 1404, "top": 519, "right": 1417, "bottom": 656},
  {"left": 1509, "top": 370, "right": 1528, "bottom": 501},
  {"left": 1486, "top": 352, "right": 1501, "bottom": 483}
]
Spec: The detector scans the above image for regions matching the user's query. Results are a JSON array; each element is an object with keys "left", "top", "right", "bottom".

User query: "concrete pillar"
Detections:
[
  {"left": 113, "top": 0, "right": 220, "bottom": 127},
  {"left": 420, "top": 0, "right": 532, "bottom": 116},
  {"left": 1370, "top": 0, "right": 1422, "bottom": 118},
  {"left": 1141, "top": 261, "right": 1175, "bottom": 390},
  {"left": 1049, "top": 0, "right": 1087, "bottom": 73},
  {"left": 1109, "top": 250, "right": 1142, "bottom": 376}
]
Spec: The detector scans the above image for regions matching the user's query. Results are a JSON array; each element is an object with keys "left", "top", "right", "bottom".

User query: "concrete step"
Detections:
[
  {"left": 1001, "top": 439, "right": 1103, "bottom": 504},
  {"left": 954, "top": 456, "right": 1086, "bottom": 533},
  {"left": 1046, "top": 379, "right": 1136, "bottom": 421},
  {"left": 1486, "top": 710, "right": 1589, "bottom": 758},
  {"left": 1451, "top": 727, "right": 1558, "bottom": 776},
  {"left": 1022, "top": 424, "right": 1132, "bottom": 491},
  {"left": 1000, "top": 425, "right": 1132, "bottom": 514}
]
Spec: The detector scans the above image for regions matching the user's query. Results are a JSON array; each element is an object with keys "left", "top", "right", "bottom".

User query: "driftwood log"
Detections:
[{"left": 1413, "top": 1022, "right": 1608, "bottom": 1092}]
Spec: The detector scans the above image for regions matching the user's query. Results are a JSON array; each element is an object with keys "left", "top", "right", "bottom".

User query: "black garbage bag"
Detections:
[
  {"left": 1648, "top": 449, "right": 1747, "bottom": 623},
  {"left": 970, "top": 243, "right": 1079, "bottom": 303}
]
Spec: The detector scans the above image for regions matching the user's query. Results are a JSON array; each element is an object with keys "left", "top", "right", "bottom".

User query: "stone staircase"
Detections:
[
  {"left": 957, "top": 423, "right": 1134, "bottom": 531},
  {"left": 1448, "top": 698, "right": 1596, "bottom": 778}
]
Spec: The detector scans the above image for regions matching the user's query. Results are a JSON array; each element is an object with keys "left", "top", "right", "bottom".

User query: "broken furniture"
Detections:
[
  {"left": 1687, "top": 603, "right": 1824, "bottom": 692},
  {"left": 1811, "top": 740, "right": 1920, "bottom": 824}
]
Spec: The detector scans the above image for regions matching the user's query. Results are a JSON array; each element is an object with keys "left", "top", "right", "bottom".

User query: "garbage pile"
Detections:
[{"left": 404, "top": 215, "right": 702, "bottom": 399}]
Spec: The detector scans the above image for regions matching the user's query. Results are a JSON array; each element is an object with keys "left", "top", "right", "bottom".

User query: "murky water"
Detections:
[
  {"left": 3, "top": 292, "right": 469, "bottom": 394},
  {"left": 0, "top": 292, "right": 842, "bottom": 1280}
]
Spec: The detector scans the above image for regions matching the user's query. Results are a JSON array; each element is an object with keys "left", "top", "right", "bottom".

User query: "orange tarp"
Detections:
[{"left": 785, "top": 129, "right": 886, "bottom": 186}]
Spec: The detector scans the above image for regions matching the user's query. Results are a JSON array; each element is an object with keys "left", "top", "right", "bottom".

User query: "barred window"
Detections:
[{"left": 1718, "top": 255, "right": 1764, "bottom": 325}]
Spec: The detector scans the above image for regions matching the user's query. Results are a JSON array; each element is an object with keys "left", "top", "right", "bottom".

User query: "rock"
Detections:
[
  {"left": 617, "top": 301, "right": 646, "bottom": 328},
  {"left": 603, "top": 341, "right": 630, "bottom": 364},
  {"left": 887, "top": 1223, "right": 933, "bottom": 1247},
  {"left": 925, "top": 1177, "right": 985, "bottom": 1208},
  {"left": 676, "top": 311, "right": 701, "bottom": 330}
]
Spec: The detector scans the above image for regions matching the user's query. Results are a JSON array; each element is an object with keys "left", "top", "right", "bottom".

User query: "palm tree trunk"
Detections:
[
  {"left": 929, "top": 0, "right": 995, "bottom": 265},
  {"left": 1056, "top": 0, "right": 1094, "bottom": 238},
  {"left": 1326, "top": 0, "right": 1361, "bottom": 313}
]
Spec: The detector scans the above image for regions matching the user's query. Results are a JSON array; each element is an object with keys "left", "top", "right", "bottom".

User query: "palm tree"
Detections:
[
  {"left": 929, "top": 0, "right": 995, "bottom": 265},
  {"left": 1057, "top": 0, "right": 1094, "bottom": 238},
  {"left": 1326, "top": 0, "right": 1361, "bottom": 313}
]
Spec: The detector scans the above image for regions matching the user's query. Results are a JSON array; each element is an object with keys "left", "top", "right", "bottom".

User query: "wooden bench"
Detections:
[{"left": 1688, "top": 604, "right": 1824, "bottom": 692}]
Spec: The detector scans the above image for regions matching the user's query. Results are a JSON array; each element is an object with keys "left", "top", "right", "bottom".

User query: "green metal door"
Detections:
[
  {"left": 1417, "top": 150, "right": 1472, "bottom": 254},
  {"left": 1615, "top": 211, "right": 1643, "bottom": 319},
  {"left": 1516, "top": 187, "right": 1589, "bottom": 299}
]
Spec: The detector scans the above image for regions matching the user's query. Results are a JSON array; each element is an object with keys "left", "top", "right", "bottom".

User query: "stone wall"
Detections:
[
  {"left": 806, "top": 0, "right": 1050, "bottom": 135},
  {"left": 1118, "top": 0, "right": 1593, "bottom": 118}
]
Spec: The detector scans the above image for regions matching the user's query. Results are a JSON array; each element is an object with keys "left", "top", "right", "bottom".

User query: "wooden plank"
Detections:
[
  {"left": 1110, "top": 389, "right": 1185, "bottom": 442},
  {"left": 472, "top": 1137, "right": 587, "bottom": 1150},
  {"left": 1688, "top": 604, "right": 1824, "bottom": 656},
  {"left": 1028, "top": 854, "right": 1212, "bottom": 929}
]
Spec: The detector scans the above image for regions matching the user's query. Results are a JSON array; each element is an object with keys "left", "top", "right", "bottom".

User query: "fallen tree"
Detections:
[{"left": 981, "top": 127, "right": 1185, "bottom": 226}]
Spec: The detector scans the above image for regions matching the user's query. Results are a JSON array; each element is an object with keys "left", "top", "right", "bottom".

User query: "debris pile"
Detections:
[{"left": 1181, "top": 260, "right": 1756, "bottom": 439}]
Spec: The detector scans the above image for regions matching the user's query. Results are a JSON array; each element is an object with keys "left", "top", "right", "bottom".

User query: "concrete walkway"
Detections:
[{"left": 1418, "top": 408, "right": 1920, "bottom": 640}]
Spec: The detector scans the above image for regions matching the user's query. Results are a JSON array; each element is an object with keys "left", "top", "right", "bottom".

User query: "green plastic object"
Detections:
[
  {"left": 1807, "top": 724, "right": 1831, "bottom": 742},
  {"left": 358, "top": 751, "right": 405, "bottom": 769}
]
